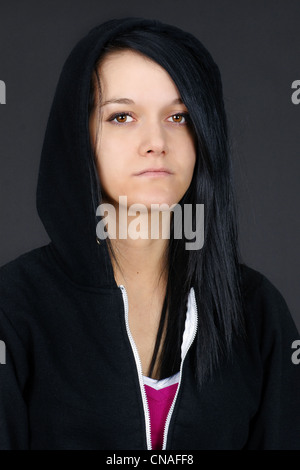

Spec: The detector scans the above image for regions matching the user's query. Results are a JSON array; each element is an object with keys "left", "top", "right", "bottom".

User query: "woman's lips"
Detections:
[{"left": 134, "top": 168, "right": 173, "bottom": 177}]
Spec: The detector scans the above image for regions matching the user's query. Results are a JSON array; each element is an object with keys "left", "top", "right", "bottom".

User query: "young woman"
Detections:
[{"left": 0, "top": 17, "right": 299, "bottom": 450}]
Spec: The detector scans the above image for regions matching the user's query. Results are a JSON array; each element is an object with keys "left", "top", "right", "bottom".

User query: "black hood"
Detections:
[{"left": 36, "top": 17, "right": 194, "bottom": 289}]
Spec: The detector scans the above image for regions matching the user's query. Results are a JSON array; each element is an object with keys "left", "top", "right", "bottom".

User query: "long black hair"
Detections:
[{"left": 88, "top": 20, "right": 245, "bottom": 387}]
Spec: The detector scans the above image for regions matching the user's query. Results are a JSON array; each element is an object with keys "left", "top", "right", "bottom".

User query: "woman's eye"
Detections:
[
  {"left": 109, "top": 113, "right": 134, "bottom": 124},
  {"left": 108, "top": 112, "right": 189, "bottom": 125},
  {"left": 168, "top": 113, "right": 188, "bottom": 124}
]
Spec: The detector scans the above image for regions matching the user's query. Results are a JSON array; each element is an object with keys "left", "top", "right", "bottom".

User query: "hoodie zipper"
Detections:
[
  {"left": 119, "top": 284, "right": 152, "bottom": 450},
  {"left": 119, "top": 284, "right": 198, "bottom": 451},
  {"left": 162, "top": 287, "right": 198, "bottom": 450}
]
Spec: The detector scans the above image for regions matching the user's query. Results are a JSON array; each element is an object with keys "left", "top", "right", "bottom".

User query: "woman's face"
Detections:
[{"left": 89, "top": 49, "right": 196, "bottom": 209}]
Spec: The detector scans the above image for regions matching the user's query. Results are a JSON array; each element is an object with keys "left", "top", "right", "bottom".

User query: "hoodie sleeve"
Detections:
[
  {"left": 0, "top": 307, "right": 29, "bottom": 449},
  {"left": 244, "top": 275, "right": 300, "bottom": 450}
]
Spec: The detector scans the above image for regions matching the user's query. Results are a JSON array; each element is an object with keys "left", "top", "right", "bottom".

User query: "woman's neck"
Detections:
[
  {"left": 105, "top": 206, "right": 170, "bottom": 289},
  {"left": 109, "top": 236, "right": 168, "bottom": 290}
]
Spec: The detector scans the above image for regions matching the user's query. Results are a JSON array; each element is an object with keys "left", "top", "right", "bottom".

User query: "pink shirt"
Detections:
[{"left": 144, "top": 375, "right": 179, "bottom": 450}]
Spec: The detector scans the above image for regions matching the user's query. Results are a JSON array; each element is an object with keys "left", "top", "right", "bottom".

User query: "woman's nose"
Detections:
[{"left": 138, "top": 121, "right": 168, "bottom": 157}]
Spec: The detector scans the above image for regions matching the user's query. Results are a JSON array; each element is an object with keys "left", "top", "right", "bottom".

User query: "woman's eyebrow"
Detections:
[{"left": 101, "top": 97, "right": 184, "bottom": 106}]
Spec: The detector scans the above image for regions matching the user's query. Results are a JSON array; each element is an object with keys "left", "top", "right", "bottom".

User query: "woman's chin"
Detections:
[{"left": 126, "top": 193, "right": 179, "bottom": 210}]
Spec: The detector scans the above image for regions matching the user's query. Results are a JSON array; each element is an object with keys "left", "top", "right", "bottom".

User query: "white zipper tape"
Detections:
[{"left": 119, "top": 285, "right": 152, "bottom": 450}]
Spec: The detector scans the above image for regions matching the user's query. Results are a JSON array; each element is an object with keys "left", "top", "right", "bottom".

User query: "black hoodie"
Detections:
[{"left": 0, "top": 17, "right": 300, "bottom": 450}]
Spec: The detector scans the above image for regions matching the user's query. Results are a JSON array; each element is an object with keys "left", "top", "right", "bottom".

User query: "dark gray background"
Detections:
[{"left": 0, "top": 0, "right": 299, "bottom": 330}]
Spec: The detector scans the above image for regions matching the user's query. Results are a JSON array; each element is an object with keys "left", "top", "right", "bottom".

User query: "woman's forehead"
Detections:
[{"left": 96, "top": 50, "right": 183, "bottom": 106}]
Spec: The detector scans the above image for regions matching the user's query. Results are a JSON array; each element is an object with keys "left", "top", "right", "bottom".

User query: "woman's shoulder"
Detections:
[
  {"left": 0, "top": 244, "right": 48, "bottom": 277},
  {"left": 239, "top": 263, "right": 299, "bottom": 338},
  {"left": 240, "top": 263, "right": 288, "bottom": 304},
  {"left": 0, "top": 244, "right": 50, "bottom": 305}
]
